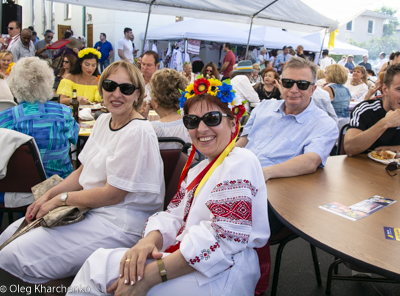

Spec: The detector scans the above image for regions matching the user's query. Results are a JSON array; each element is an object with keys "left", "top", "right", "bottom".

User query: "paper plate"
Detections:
[{"left": 368, "top": 152, "right": 400, "bottom": 165}]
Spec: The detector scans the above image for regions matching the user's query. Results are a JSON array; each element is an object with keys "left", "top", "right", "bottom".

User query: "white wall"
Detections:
[{"left": 336, "top": 15, "right": 385, "bottom": 43}]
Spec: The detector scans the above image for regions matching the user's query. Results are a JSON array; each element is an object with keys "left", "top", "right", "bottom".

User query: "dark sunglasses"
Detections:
[
  {"left": 63, "top": 60, "right": 69, "bottom": 64},
  {"left": 206, "top": 69, "right": 213, "bottom": 73},
  {"left": 102, "top": 79, "right": 137, "bottom": 95},
  {"left": 281, "top": 79, "right": 313, "bottom": 90},
  {"left": 386, "top": 162, "right": 399, "bottom": 177},
  {"left": 183, "top": 111, "right": 227, "bottom": 129},
  {"left": 7, "top": 27, "right": 14, "bottom": 30}
]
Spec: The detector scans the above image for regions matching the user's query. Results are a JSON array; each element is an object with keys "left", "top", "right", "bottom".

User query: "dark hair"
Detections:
[
  {"left": 64, "top": 31, "right": 72, "bottom": 39},
  {"left": 262, "top": 67, "right": 280, "bottom": 81},
  {"left": 59, "top": 54, "right": 77, "bottom": 77},
  {"left": 389, "top": 52, "right": 395, "bottom": 61},
  {"left": 381, "top": 52, "right": 386, "bottom": 58},
  {"left": 143, "top": 50, "right": 159, "bottom": 65},
  {"left": 224, "top": 43, "right": 231, "bottom": 50},
  {"left": 394, "top": 51, "right": 400, "bottom": 58},
  {"left": 45, "top": 29, "right": 53, "bottom": 35},
  {"left": 124, "top": 27, "right": 132, "bottom": 34},
  {"left": 10, "top": 20, "right": 21, "bottom": 29},
  {"left": 366, "top": 69, "right": 375, "bottom": 76},
  {"left": 183, "top": 93, "right": 234, "bottom": 120},
  {"left": 200, "top": 62, "right": 220, "bottom": 79},
  {"left": 322, "top": 49, "right": 329, "bottom": 56},
  {"left": 270, "top": 49, "right": 278, "bottom": 57},
  {"left": 100, "top": 32, "right": 106, "bottom": 38},
  {"left": 32, "top": 31, "right": 37, "bottom": 36},
  {"left": 70, "top": 53, "right": 100, "bottom": 76},
  {"left": 28, "top": 25, "right": 34, "bottom": 31},
  {"left": 383, "top": 63, "right": 400, "bottom": 89}
]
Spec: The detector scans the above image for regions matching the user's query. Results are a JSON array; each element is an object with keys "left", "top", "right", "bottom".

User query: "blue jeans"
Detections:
[{"left": 99, "top": 60, "right": 110, "bottom": 73}]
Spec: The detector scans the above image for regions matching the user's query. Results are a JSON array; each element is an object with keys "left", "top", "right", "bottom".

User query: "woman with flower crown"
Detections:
[
  {"left": 57, "top": 47, "right": 102, "bottom": 105},
  {"left": 67, "top": 77, "right": 270, "bottom": 296},
  {"left": 0, "top": 60, "right": 165, "bottom": 286}
]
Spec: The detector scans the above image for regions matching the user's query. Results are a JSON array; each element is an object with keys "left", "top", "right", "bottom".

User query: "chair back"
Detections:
[
  {"left": 0, "top": 100, "right": 17, "bottom": 113},
  {"left": 336, "top": 123, "right": 349, "bottom": 155},
  {"left": 0, "top": 139, "right": 47, "bottom": 192}
]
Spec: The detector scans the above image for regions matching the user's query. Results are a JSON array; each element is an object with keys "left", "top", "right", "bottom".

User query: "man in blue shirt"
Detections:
[
  {"left": 274, "top": 46, "right": 292, "bottom": 74},
  {"left": 236, "top": 57, "right": 338, "bottom": 234},
  {"left": 95, "top": 33, "right": 114, "bottom": 73}
]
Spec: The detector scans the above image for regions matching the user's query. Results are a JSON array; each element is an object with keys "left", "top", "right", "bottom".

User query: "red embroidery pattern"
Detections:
[
  {"left": 189, "top": 242, "right": 220, "bottom": 265},
  {"left": 207, "top": 197, "right": 252, "bottom": 222},
  {"left": 166, "top": 184, "right": 186, "bottom": 212},
  {"left": 142, "top": 212, "right": 160, "bottom": 238},
  {"left": 212, "top": 179, "right": 258, "bottom": 198},
  {"left": 176, "top": 184, "right": 198, "bottom": 237},
  {"left": 212, "top": 222, "right": 249, "bottom": 244}
]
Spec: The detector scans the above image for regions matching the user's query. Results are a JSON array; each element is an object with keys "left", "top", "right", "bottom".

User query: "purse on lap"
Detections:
[{"left": 0, "top": 175, "right": 90, "bottom": 250}]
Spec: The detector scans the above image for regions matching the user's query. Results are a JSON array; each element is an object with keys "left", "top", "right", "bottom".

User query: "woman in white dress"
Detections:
[
  {"left": 67, "top": 77, "right": 270, "bottom": 296},
  {"left": 0, "top": 60, "right": 165, "bottom": 285},
  {"left": 149, "top": 68, "right": 191, "bottom": 149}
]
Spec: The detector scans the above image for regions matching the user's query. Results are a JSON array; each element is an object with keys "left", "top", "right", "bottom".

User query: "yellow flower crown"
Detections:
[{"left": 78, "top": 48, "right": 101, "bottom": 59}]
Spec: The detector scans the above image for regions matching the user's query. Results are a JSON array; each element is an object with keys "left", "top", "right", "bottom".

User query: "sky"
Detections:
[{"left": 368, "top": 1, "right": 400, "bottom": 18}]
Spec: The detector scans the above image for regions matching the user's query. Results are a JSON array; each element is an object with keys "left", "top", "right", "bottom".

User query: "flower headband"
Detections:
[
  {"left": 78, "top": 48, "right": 101, "bottom": 60},
  {"left": 178, "top": 76, "right": 247, "bottom": 119}
]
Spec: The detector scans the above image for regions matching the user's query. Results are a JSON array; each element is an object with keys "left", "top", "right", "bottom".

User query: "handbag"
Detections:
[{"left": 0, "top": 175, "right": 90, "bottom": 250}]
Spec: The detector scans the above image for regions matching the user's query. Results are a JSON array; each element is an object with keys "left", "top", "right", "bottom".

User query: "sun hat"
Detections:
[
  {"left": 233, "top": 60, "right": 254, "bottom": 73},
  {"left": 66, "top": 37, "right": 82, "bottom": 49}
]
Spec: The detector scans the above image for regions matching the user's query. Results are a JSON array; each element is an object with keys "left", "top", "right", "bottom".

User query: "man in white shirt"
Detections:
[
  {"left": 117, "top": 27, "right": 134, "bottom": 63},
  {"left": 374, "top": 52, "right": 388, "bottom": 73},
  {"left": 319, "top": 49, "right": 335, "bottom": 70},
  {"left": 141, "top": 50, "right": 160, "bottom": 102},
  {"left": 256, "top": 47, "right": 268, "bottom": 71},
  {"left": 0, "top": 20, "right": 21, "bottom": 51},
  {"left": 11, "top": 29, "right": 35, "bottom": 62}
]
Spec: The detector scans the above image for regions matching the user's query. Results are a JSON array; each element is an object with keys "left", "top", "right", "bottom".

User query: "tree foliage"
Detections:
[
  {"left": 347, "top": 36, "right": 400, "bottom": 59},
  {"left": 375, "top": 5, "right": 399, "bottom": 36}
]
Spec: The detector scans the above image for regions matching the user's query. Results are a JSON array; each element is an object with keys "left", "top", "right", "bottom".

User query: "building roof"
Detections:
[{"left": 361, "top": 10, "right": 396, "bottom": 20}]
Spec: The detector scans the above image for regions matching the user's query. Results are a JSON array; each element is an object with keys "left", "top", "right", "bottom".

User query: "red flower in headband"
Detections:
[
  {"left": 232, "top": 105, "right": 246, "bottom": 120},
  {"left": 193, "top": 77, "right": 210, "bottom": 95}
]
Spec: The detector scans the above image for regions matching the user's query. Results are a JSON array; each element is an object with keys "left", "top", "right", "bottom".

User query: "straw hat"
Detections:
[{"left": 66, "top": 37, "right": 82, "bottom": 49}]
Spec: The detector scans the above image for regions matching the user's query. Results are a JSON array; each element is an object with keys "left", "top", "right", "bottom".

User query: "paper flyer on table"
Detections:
[{"left": 318, "top": 202, "right": 367, "bottom": 221}]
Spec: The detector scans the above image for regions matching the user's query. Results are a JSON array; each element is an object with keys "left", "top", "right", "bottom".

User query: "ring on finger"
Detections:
[{"left": 125, "top": 259, "right": 131, "bottom": 263}]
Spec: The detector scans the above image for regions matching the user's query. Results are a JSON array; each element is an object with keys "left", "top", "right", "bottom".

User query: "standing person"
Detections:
[
  {"left": 374, "top": 52, "right": 388, "bottom": 73},
  {"left": 30, "top": 31, "right": 38, "bottom": 45},
  {"left": 0, "top": 20, "right": 21, "bottom": 51},
  {"left": 256, "top": 47, "right": 268, "bottom": 71},
  {"left": 118, "top": 27, "right": 134, "bottom": 63},
  {"left": 319, "top": 49, "right": 335, "bottom": 70},
  {"left": 141, "top": 50, "right": 160, "bottom": 102},
  {"left": 220, "top": 42, "right": 235, "bottom": 81},
  {"left": 275, "top": 46, "right": 292, "bottom": 74},
  {"left": 35, "top": 29, "right": 54, "bottom": 59},
  {"left": 95, "top": 33, "right": 114, "bottom": 72},
  {"left": 338, "top": 56, "right": 347, "bottom": 66},
  {"left": 296, "top": 45, "right": 306, "bottom": 59},
  {"left": 344, "top": 55, "right": 356, "bottom": 73},
  {"left": 379, "top": 52, "right": 400, "bottom": 74},
  {"left": 11, "top": 29, "right": 35, "bottom": 62},
  {"left": 53, "top": 37, "right": 82, "bottom": 60},
  {"left": 358, "top": 54, "right": 372, "bottom": 70}
]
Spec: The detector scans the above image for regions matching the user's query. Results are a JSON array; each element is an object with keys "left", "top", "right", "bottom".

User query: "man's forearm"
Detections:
[{"left": 262, "top": 153, "right": 322, "bottom": 181}]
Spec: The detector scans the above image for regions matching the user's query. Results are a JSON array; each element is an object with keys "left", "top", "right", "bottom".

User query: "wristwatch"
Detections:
[
  {"left": 60, "top": 192, "right": 68, "bottom": 206},
  {"left": 157, "top": 259, "right": 167, "bottom": 282}
]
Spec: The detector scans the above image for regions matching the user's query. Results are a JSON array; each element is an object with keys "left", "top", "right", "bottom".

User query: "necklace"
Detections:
[
  {"left": 80, "top": 74, "right": 92, "bottom": 85},
  {"left": 263, "top": 85, "right": 275, "bottom": 98},
  {"left": 350, "top": 80, "right": 362, "bottom": 86}
]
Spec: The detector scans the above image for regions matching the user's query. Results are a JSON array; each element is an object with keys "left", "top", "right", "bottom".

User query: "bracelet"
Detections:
[{"left": 157, "top": 259, "right": 167, "bottom": 282}]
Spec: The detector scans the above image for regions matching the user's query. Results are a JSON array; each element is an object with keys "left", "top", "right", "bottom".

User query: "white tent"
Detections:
[
  {"left": 249, "top": 26, "right": 321, "bottom": 51},
  {"left": 140, "top": 19, "right": 264, "bottom": 45},
  {"left": 53, "top": 0, "right": 375, "bottom": 32},
  {"left": 304, "top": 32, "right": 368, "bottom": 55}
]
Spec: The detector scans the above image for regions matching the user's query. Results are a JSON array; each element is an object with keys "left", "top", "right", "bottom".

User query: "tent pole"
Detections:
[
  {"left": 141, "top": 0, "right": 156, "bottom": 54},
  {"left": 317, "top": 28, "right": 328, "bottom": 65},
  {"left": 245, "top": 16, "right": 254, "bottom": 58}
]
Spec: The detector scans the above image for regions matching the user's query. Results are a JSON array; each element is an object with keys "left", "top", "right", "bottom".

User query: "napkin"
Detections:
[{"left": 79, "top": 108, "right": 94, "bottom": 121}]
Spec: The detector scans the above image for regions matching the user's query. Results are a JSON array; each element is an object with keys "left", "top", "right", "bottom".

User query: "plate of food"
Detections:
[
  {"left": 79, "top": 103, "right": 102, "bottom": 112},
  {"left": 368, "top": 150, "right": 400, "bottom": 165}
]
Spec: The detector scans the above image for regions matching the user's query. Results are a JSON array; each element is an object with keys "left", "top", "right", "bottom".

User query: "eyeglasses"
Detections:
[
  {"left": 206, "top": 69, "right": 213, "bottom": 73},
  {"left": 183, "top": 111, "right": 227, "bottom": 129},
  {"left": 63, "top": 60, "right": 69, "bottom": 64},
  {"left": 7, "top": 27, "right": 14, "bottom": 30},
  {"left": 102, "top": 79, "right": 137, "bottom": 95},
  {"left": 386, "top": 162, "right": 399, "bottom": 177},
  {"left": 281, "top": 79, "right": 314, "bottom": 90}
]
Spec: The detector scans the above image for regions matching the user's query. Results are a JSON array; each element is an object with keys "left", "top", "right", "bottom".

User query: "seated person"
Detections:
[
  {"left": 67, "top": 77, "right": 270, "bottom": 296},
  {"left": 344, "top": 65, "right": 369, "bottom": 102},
  {"left": 200, "top": 62, "right": 219, "bottom": 80},
  {"left": 54, "top": 54, "right": 77, "bottom": 88},
  {"left": 57, "top": 48, "right": 102, "bottom": 105},
  {"left": 250, "top": 63, "right": 262, "bottom": 84},
  {"left": 236, "top": 57, "right": 338, "bottom": 234},
  {"left": 253, "top": 67, "right": 282, "bottom": 101},
  {"left": 149, "top": 68, "right": 191, "bottom": 149},
  {"left": 0, "top": 57, "right": 78, "bottom": 179},
  {"left": 231, "top": 60, "right": 260, "bottom": 112},
  {"left": 344, "top": 63, "right": 400, "bottom": 156},
  {"left": 181, "top": 61, "right": 195, "bottom": 83},
  {"left": 0, "top": 60, "right": 165, "bottom": 286}
]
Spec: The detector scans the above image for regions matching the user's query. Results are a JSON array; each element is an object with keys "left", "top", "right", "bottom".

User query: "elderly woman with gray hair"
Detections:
[{"left": 0, "top": 57, "right": 78, "bottom": 178}]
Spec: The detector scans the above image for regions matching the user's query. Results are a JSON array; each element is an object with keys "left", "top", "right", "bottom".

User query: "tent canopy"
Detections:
[
  {"left": 249, "top": 26, "right": 321, "bottom": 51},
  {"left": 140, "top": 19, "right": 264, "bottom": 45},
  {"left": 304, "top": 32, "right": 368, "bottom": 55},
  {"left": 53, "top": 0, "right": 375, "bottom": 33}
]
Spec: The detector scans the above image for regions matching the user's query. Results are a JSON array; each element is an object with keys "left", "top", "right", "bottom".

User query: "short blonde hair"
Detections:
[
  {"left": 98, "top": 60, "right": 145, "bottom": 111},
  {"left": 150, "top": 68, "right": 188, "bottom": 110},
  {"left": 8, "top": 57, "right": 54, "bottom": 103},
  {"left": 0, "top": 51, "right": 13, "bottom": 61},
  {"left": 317, "top": 69, "right": 325, "bottom": 80},
  {"left": 325, "top": 64, "right": 348, "bottom": 85},
  {"left": 353, "top": 65, "right": 368, "bottom": 84},
  {"left": 253, "top": 63, "right": 260, "bottom": 71}
]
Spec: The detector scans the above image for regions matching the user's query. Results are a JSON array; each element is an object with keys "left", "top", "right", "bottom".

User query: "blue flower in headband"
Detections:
[
  {"left": 216, "top": 83, "right": 235, "bottom": 103},
  {"left": 179, "top": 91, "right": 188, "bottom": 108}
]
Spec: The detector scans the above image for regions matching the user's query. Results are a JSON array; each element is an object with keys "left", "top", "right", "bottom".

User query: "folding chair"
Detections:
[
  {"left": 0, "top": 100, "right": 17, "bottom": 113},
  {"left": 0, "top": 138, "right": 47, "bottom": 225}
]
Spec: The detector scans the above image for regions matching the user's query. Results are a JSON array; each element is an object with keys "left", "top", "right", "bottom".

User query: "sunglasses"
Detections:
[
  {"left": 281, "top": 79, "right": 313, "bottom": 90},
  {"left": 102, "top": 79, "right": 137, "bottom": 95},
  {"left": 386, "top": 162, "right": 399, "bottom": 177},
  {"left": 63, "top": 60, "right": 69, "bottom": 64},
  {"left": 183, "top": 111, "right": 227, "bottom": 129},
  {"left": 206, "top": 69, "right": 213, "bottom": 73},
  {"left": 7, "top": 27, "right": 14, "bottom": 30}
]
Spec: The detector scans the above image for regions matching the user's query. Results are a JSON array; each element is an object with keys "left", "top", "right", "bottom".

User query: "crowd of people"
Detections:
[{"left": 0, "top": 19, "right": 399, "bottom": 296}]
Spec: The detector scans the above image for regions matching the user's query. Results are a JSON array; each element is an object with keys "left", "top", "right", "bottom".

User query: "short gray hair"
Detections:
[
  {"left": 282, "top": 56, "right": 317, "bottom": 83},
  {"left": 260, "top": 47, "right": 266, "bottom": 54},
  {"left": 8, "top": 57, "right": 54, "bottom": 103}
]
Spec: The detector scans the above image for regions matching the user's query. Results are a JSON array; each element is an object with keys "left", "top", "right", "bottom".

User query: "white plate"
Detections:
[{"left": 368, "top": 152, "right": 400, "bottom": 165}]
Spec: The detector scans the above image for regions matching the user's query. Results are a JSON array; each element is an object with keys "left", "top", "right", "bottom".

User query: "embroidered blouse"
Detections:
[{"left": 57, "top": 78, "right": 102, "bottom": 103}]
